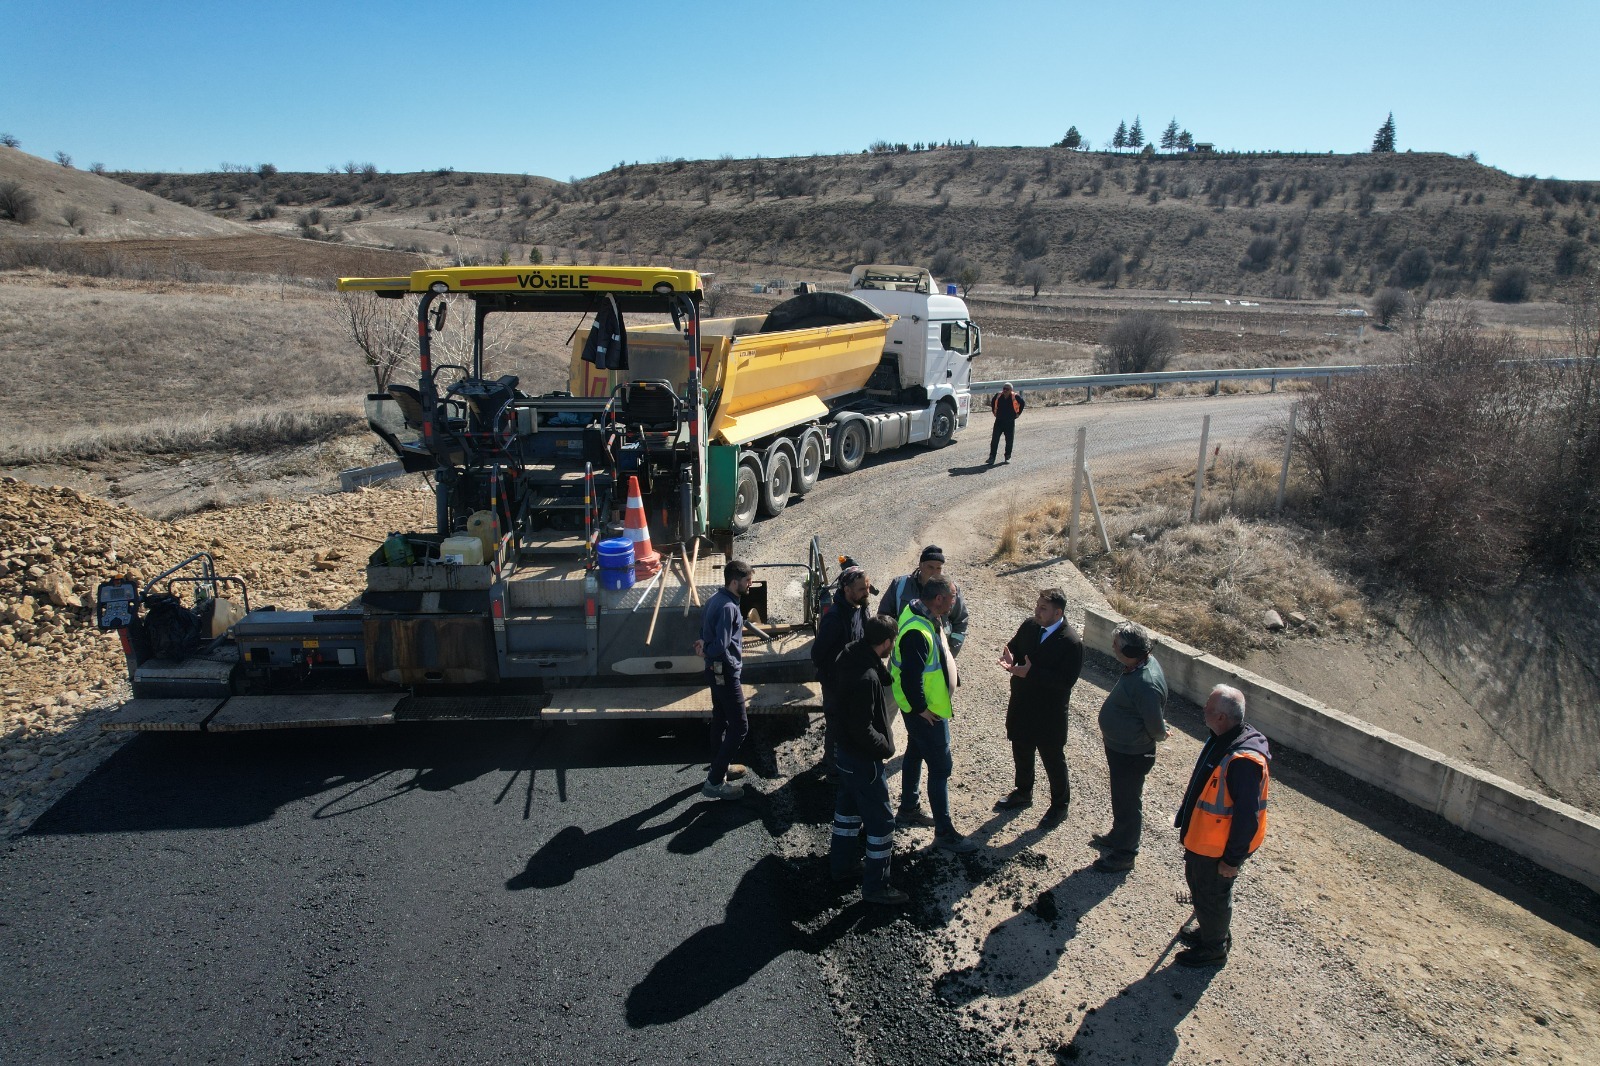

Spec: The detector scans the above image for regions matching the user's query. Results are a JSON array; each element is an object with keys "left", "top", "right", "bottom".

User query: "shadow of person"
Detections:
[
  {"left": 506, "top": 784, "right": 711, "bottom": 889},
  {"left": 626, "top": 853, "right": 884, "bottom": 1028},
  {"left": 935, "top": 865, "right": 1122, "bottom": 1002},
  {"left": 947, "top": 463, "right": 995, "bottom": 477},
  {"left": 1057, "top": 955, "right": 1219, "bottom": 1062}
]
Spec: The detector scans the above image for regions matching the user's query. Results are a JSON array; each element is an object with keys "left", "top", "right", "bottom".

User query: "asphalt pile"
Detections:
[{"left": 0, "top": 476, "right": 434, "bottom": 830}]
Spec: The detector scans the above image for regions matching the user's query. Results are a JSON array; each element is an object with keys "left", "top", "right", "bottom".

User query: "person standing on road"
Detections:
[
  {"left": 813, "top": 558, "right": 873, "bottom": 702},
  {"left": 1091, "top": 621, "right": 1168, "bottom": 871},
  {"left": 827, "top": 614, "right": 910, "bottom": 905},
  {"left": 812, "top": 558, "right": 874, "bottom": 773},
  {"left": 995, "top": 588, "right": 1083, "bottom": 827},
  {"left": 889, "top": 576, "right": 979, "bottom": 853},
  {"left": 1172, "top": 684, "right": 1270, "bottom": 967},
  {"left": 987, "top": 382, "right": 1025, "bottom": 465},
  {"left": 695, "top": 559, "right": 755, "bottom": 800},
  {"left": 877, "top": 545, "right": 969, "bottom": 658}
]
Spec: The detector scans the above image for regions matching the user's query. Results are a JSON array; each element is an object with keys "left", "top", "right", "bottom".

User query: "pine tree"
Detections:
[
  {"left": 1371, "top": 113, "right": 1397, "bottom": 153},
  {"left": 1160, "top": 119, "right": 1180, "bottom": 151},
  {"left": 1178, "top": 129, "right": 1194, "bottom": 150},
  {"left": 1113, "top": 121, "right": 1128, "bottom": 151},
  {"left": 1128, "top": 117, "right": 1144, "bottom": 148},
  {"left": 1059, "top": 126, "right": 1083, "bottom": 149}
]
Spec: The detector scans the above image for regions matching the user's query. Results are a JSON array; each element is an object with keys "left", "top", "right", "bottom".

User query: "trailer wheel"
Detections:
[
  {"left": 928, "top": 400, "right": 957, "bottom": 448},
  {"left": 831, "top": 420, "right": 869, "bottom": 474},
  {"left": 759, "top": 447, "right": 794, "bottom": 517},
  {"left": 794, "top": 430, "right": 824, "bottom": 494},
  {"left": 731, "top": 458, "right": 762, "bottom": 534}
]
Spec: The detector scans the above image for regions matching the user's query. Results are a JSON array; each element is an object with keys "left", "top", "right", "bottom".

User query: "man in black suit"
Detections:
[{"left": 995, "top": 588, "right": 1083, "bottom": 827}]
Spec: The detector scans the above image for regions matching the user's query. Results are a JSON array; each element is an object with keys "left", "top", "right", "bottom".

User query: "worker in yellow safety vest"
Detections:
[
  {"left": 888, "top": 576, "right": 978, "bottom": 853},
  {"left": 1171, "top": 683, "right": 1270, "bottom": 968}
]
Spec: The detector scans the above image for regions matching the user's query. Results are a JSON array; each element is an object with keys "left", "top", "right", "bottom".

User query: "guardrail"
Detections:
[
  {"left": 971, "top": 357, "right": 1584, "bottom": 399},
  {"left": 971, "top": 364, "right": 1370, "bottom": 399}
]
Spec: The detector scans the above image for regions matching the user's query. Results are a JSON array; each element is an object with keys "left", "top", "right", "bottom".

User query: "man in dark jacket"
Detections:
[
  {"left": 813, "top": 560, "right": 873, "bottom": 699},
  {"left": 695, "top": 560, "right": 755, "bottom": 800},
  {"left": 1172, "top": 684, "right": 1270, "bottom": 967},
  {"left": 1091, "top": 621, "right": 1168, "bottom": 872},
  {"left": 995, "top": 588, "right": 1083, "bottom": 827},
  {"left": 827, "top": 615, "right": 908, "bottom": 905},
  {"left": 987, "top": 382, "right": 1025, "bottom": 465}
]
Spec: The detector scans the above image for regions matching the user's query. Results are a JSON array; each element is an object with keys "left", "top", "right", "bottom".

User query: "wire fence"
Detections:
[{"left": 1030, "top": 401, "right": 1296, "bottom": 556}]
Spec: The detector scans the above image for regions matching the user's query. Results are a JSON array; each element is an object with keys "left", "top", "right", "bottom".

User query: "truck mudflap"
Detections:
[{"left": 97, "top": 682, "right": 821, "bottom": 732}]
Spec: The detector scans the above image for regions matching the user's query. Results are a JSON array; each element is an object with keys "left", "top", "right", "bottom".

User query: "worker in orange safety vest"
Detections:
[
  {"left": 1171, "top": 683, "right": 1270, "bottom": 967},
  {"left": 986, "top": 383, "right": 1025, "bottom": 465}
]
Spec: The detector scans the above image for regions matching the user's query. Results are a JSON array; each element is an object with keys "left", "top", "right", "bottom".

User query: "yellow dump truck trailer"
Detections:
[{"left": 571, "top": 266, "right": 982, "bottom": 533}]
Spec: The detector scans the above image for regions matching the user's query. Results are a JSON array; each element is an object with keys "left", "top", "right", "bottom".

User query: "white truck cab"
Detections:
[{"left": 845, "top": 265, "right": 980, "bottom": 443}]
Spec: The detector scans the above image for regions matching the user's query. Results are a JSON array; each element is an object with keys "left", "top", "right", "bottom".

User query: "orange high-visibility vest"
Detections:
[
  {"left": 1181, "top": 748, "right": 1269, "bottom": 858},
  {"left": 993, "top": 393, "right": 1021, "bottom": 416}
]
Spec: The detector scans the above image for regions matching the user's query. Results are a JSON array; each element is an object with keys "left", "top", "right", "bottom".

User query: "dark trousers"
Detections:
[
  {"left": 831, "top": 749, "right": 897, "bottom": 893},
  {"left": 899, "top": 712, "right": 954, "bottom": 835},
  {"left": 706, "top": 667, "right": 748, "bottom": 785},
  {"left": 1184, "top": 850, "right": 1237, "bottom": 951},
  {"left": 988, "top": 420, "right": 1015, "bottom": 462},
  {"left": 1103, "top": 746, "right": 1156, "bottom": 862},
  {"left": 1012, "top": 737, "right": 1068, "bottom": 809}
]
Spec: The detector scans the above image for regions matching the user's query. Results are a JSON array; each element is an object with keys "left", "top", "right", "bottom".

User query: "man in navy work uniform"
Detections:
[
  {"left": 695, "top": 559, "right": 755, "bottom": 800},
  {"left": 876, "top": 545, "right": 969, "bottom": 658},
  {"left": 1172, "top": 684, "right": 1270, "bottom": 967},
  {"left": 826, "top": 614, "right": 909, "bottom": 905}
]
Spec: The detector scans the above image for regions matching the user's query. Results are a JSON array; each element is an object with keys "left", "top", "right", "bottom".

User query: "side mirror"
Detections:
[{"left": 430, "top": 301, "right": 448, "bottom": 333}]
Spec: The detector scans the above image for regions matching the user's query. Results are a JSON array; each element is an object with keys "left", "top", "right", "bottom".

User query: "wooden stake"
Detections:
[
  {"left": 1084, "top": 464, "right": 1112, "bottom": 554},
  {"left": 645, "top": 556, "right": 671, "bottom": 645}
]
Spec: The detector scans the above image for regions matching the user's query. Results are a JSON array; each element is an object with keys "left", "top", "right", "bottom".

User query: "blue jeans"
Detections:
[
  {"left": 831, "top": 749, "right": 896, "bottom": 892},
  {"left": 706, "top": 666, "right": 748, "bottom": 785},
  {"left": 899, "top": 712, "right": 954, "bottom": 835}
]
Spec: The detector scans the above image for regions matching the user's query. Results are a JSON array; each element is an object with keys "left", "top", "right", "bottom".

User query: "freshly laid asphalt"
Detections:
[{"left": 1, "top": 720, "right": 890, "bottom": 1065}]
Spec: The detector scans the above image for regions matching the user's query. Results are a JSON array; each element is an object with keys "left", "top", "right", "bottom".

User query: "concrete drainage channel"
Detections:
[{"left": 1083, "top": 607, "right": 1600, "bottom": 894}]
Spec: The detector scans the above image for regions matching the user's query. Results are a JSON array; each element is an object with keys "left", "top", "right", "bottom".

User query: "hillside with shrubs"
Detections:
[{"left": 87, "top": 147, "right": 1598, "bottom": 301}]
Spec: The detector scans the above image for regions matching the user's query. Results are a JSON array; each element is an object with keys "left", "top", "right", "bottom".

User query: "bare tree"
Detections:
[
  {"left": 1098, "top": 312, "right": 1179, "bottom": 373},
  {"left": 0, "top": 133, "right": 19, "bottom": 149},
  {"left": 0, "top": 181, "right": 39, "bottom": 223},
  {"left": 958, "top": 262, "right": 982, "bottom": 298},
  {"left": 1371, "top": 287, "right": 1410, "bottom": 328},
  {"left": 1022, "top": 260, "right": 1049, "bottom": 298},
  {"left": 333, "top": 291, "right": 413, "bottom": 393},
  {"left": 54, "top": 151, "right": 73, "bottom": 168}
]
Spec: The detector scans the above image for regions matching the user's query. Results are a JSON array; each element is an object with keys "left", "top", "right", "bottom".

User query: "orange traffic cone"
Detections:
[{"left": 623, "top": 475, "right": 662, "bottom": 578}]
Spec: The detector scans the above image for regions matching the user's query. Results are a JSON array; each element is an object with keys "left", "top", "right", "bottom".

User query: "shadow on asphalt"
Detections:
[
  {"left": 935, "top": 864, "right": 1123, "bottom": 1001},
  {"left": 947, "top": 463, "right": 993, "bottom": 477},
  {"left": 23, "top": 718, "right": 812, "bottom": 837},
  {"left": 1058, "top": 958, "right": 1218, "bottom": 1061},
  {"left": 626, "top": 852, "right": 896, "bottom": 1028}
]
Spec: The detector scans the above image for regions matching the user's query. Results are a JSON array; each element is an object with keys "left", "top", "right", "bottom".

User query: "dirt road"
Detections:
[{"left": 748, "top": 395, "right": 1600, "bottom": 1063}]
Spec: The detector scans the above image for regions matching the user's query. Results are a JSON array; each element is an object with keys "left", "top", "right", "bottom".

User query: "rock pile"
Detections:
[{"left": 0, "top": 475, "right": 435, "bottom": 831}]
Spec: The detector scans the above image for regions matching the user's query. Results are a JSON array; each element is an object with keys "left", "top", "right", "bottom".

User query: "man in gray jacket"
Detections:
[
  {"left": 1091, "top": 621, "right": 1168, "bottom": 872},
  {"left": 876, "top": 545, "right": 969, "bottom": 657}
]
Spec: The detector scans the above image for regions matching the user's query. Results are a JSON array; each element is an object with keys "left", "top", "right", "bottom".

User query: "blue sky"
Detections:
[{"left": 5, "top": 0, "right": 1596, "bottom": 180}]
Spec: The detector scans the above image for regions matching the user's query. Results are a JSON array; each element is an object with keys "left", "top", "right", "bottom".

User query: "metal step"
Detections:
[
  {"left": 517, "top": 534, "right": 589, "bottom": 558},
  {"left": 395, "top": 694, "right": 550, "bottom": 720},
  {"left": 101, "top": 697, "right": 225, "bottom": 732},
  {"left": 206, "top": 693, "right": 404, "bottom": 731},
  {"left": 506, "top": 562, "right": 589, "bottom": 608}
]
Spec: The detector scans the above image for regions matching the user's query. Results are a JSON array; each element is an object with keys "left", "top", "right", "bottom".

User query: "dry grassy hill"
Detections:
[{"left": 99, "top": 147, "right": 1600, "bottom": 301}]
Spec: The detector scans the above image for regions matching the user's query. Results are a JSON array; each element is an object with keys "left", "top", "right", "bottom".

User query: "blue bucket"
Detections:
[{"left": 597, "top": 537, "right": 636, "bottom": 591}]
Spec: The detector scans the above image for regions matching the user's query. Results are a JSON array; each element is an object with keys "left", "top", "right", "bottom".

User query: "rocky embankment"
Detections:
[{"left": 0, "top": 476, "right": 434, "bottom": 832}]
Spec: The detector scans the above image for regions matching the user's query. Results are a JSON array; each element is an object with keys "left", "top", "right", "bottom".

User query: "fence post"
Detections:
[
  {"left": 1069, "top": 427, "right": 1086, "bottom": 558},
  {"left": 1190, "top": 414, "right": 1212, "bottom": 522},
  {"left": 1275, "top": 403, "right": 1297, "bottom": 514}
]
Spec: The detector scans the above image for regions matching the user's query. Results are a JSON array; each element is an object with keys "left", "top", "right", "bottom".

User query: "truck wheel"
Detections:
[
  {"left": 928, "top": 400, "right": 957, "bottom": 448},
  {"left": 731, "top": 459, "right": 761, "bottom": 534},
  {"left": 831, "top": 420, "right": 869, "bottom": 474},
  {"left": 759, "top": 448, "right": 794, "bottom": 517},
  {"left": 794, "top": 430, "right": 824, "bottom": 494}
]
